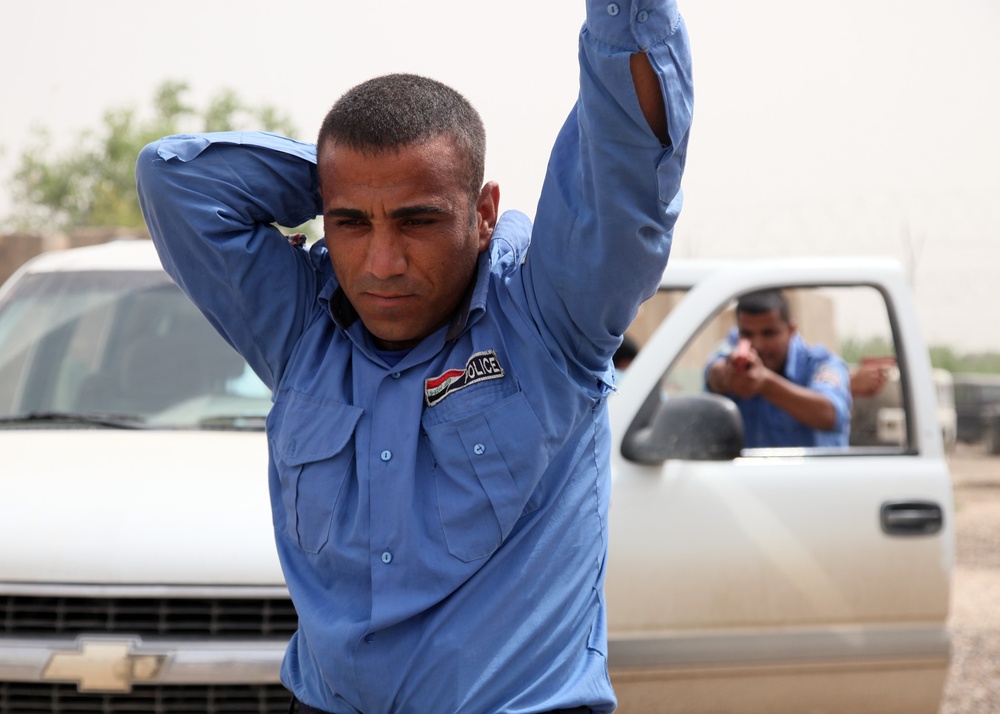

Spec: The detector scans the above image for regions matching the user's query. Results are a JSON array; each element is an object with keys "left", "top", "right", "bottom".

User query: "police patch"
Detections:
[{"left": 425, "top": 350, "right": 505, "bottom": 406}]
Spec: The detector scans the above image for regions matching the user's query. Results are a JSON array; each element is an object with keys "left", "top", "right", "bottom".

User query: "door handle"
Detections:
[{"left": 880, "top": 501, "right": 943, "bottom": 536}]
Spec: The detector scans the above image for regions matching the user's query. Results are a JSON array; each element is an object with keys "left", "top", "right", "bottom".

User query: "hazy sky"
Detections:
[{"left": 2, "top": 1, "right": 998, "bottom": 351}]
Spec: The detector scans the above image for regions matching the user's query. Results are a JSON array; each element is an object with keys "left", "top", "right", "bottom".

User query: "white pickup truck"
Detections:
[
  {"left": 607, "top": 257, "right": 953, "bottom": 713},
  {"left": 0, "top": 241, "right": 952, "bottom": 714}
]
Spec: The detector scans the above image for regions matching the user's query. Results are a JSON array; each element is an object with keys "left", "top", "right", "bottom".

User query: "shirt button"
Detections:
[
  {"left": 365, "top": 633, "right": 375, "bottom": 644},
  {"left": 473, "top": 443, "right": 486, "bottom": 456},
  {"left": 381, "top": 551, "right": 392, "bottom": 564},
  {"left": 391, "top": 372, "right": 401, "bottom": 379},
  {"left": 380, "top": 450, "right": 392, "bottom": 462},
  {"left": 637, "top": 9, "right": 649, "bottom": 22},
  {"left": 607, "top": 3, "right": 619, "bottom": 16}
]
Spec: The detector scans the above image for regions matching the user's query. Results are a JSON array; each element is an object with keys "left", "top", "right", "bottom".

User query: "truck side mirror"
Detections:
[{"left": 621, "top": 392, "right": 744, "bottom": 464}]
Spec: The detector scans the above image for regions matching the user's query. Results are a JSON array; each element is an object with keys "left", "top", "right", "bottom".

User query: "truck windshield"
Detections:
[{"left": 0, "top": 270, "right": 271, "bottom": 429}]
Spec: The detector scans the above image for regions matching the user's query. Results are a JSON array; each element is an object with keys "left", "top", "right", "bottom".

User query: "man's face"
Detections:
[
  {"left": 736, "top": 309, "right": 794, "bottom": 373},
  {"left": 318, "top": 135, "right": 498, "bottom": 350}
]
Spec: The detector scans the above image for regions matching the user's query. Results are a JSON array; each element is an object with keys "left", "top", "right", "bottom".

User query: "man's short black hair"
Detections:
[
  {"left": 317, "top": 73, "right": 486, "bottom": 200},
  {"left": 736, "top": 289, "right": 791, "bottom": 323}
]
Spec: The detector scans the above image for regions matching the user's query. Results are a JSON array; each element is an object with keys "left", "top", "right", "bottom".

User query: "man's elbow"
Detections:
[
  {"left": 816, "top": 399, "right": 840, "bottom": 432},
  {"left": 135, "top": 141, "right": 165, "bottom": 199}
]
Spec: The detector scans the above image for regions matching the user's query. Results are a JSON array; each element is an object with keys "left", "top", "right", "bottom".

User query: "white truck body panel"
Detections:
[{"left": 607, "top": 257, "right": 952, "bottom": 713}]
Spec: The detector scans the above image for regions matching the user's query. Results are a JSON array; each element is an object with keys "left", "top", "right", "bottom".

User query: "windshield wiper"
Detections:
[{"left": 0, "top": 411, "right": 147, "bottom": 429}]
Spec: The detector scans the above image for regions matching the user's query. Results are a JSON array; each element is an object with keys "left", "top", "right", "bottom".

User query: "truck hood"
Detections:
[{"left": 0, "top": 430, "right": 284, "bottom": 586}]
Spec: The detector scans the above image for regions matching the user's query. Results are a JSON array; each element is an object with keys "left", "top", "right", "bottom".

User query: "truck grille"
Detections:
[
  {"left": 0, "top": 596, "right": 297, "bottom": 637},
  {"left": 0, "top": 683, "right": 290, "bottom": 713}
]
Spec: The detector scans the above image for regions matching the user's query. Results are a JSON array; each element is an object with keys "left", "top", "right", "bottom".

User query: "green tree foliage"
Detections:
[
  {"left": 929, "top": 345, "right": 1000, "bottom": 375},
  {"left": 842, "top": 337, "right": 1000, "bottom": 375},
  {"left": 840, "top": 337, "right": 896, "bottom": 365},
  {"left": 5, "top": 81, "right": 297, "bottom": 233}
]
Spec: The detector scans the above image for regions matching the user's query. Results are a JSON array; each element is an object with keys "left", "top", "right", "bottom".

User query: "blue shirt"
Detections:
[
  {"left": 136, "top": 3, "right": 692, "bottom": 711},
  {"left": 708, "top": 330, "right": 852, "bottom": 448}
]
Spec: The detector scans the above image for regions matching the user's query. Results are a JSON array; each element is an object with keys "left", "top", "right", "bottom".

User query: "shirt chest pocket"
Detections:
[
  {"left": 423, "top": 391, "right": 548, "bottom": 562},
  {"left": 272, "top": 397, "right": 364, "bottom": 554}
]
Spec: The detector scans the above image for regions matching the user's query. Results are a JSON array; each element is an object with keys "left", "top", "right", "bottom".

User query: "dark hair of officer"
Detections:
[{"left": 317, "top": 73, "right": 486, "bottom": 204}]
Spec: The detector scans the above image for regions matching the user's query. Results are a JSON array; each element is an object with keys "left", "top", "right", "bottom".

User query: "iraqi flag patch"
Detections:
[{"left": 425, "top": 350, "right": 505, "bottom": 406}]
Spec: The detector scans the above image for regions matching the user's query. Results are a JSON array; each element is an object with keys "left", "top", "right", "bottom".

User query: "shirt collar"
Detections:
[
  {"left": 312, "top": 240, "right": 356, "bottom": 331},
  {"left": 445, "top": 248, "right": 491, "bottom": 340}
]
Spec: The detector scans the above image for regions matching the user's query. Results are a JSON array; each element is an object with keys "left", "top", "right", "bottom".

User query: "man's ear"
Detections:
[{"left": 475, "top": 181, "right": 500, "bottom": 253}]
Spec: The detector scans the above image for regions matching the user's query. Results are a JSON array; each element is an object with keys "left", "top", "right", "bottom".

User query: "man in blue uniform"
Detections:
[
  {"left": 706, "top": 289, "right": 852, "bottom": 449},
  {"left": 136, "top": 2, "right": 692, "bottom": 711}
]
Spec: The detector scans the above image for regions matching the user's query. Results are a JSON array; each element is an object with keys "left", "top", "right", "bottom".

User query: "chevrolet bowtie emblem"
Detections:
[{"left": 41, "top": 637, "right": 167, "bottom": 692}]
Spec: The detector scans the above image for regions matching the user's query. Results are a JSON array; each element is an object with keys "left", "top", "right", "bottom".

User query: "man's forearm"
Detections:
[{"left": 759, "top": 373, "right": 838, "bottom": 431}]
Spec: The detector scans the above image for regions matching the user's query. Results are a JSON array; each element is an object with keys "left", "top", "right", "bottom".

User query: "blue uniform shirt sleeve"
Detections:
[
  {"left": 520, "top": 0, "right": 694, "bottom": 381},
  {"left": 785, "top": 336, "right": 853, "bottom": 445},
  {"left": 805, "top": 349, "right": 853, "bottom": 436},
  {"left": 135, "top": 132, "right": 323, "bottom": 390}
]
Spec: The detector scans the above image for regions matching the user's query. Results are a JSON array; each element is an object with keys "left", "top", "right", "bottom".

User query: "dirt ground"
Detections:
[{"left": 939, "top": 443, "right": 1000, "bottom": 713}]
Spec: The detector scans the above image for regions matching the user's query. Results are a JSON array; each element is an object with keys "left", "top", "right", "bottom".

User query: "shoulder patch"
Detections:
[
  {"left": 425, "top": 350, "right": 505, "bottom": 406},
  {"left": 814, "top": 364, "right": 844, "bottom": 389}
]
